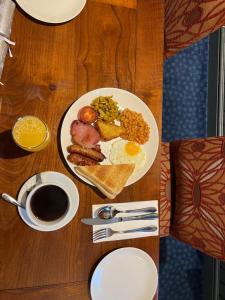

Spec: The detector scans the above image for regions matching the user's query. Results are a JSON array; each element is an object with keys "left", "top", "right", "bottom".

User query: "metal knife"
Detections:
[{"left": 81, "top": 213, "right": 158, "bottom": 225}]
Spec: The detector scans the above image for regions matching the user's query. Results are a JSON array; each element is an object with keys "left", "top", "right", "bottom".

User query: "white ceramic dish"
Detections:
[
  {"left": 60, "top": 88, "right": 159, "bottom": 187},
  {"left": 17, "top": 171, "right": 79, "bottom": 232},
  {"left": 90, "top": 247, "right": 158, "bottom": 300},
  {"left": 16, "top": 0, "right": 87, "bottom": 24}
]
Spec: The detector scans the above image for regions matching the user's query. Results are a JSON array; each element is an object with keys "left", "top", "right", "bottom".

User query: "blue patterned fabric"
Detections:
[
  {"left": 162, "top": 38, "right": 208, "bottom": 142},
  {"left": 159, "top": 237, "right": 203, "bottom": 300},
  {"left": 159, "top": 37, "right": 209, "bottom": 300}
]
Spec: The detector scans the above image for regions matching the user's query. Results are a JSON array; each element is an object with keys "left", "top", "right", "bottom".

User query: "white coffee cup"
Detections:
[{"left": 25, "top": 182, "right": 71, "bottom": 229}]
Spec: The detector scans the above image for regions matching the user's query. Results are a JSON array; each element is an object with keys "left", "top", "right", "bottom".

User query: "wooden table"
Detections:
[{"left": 0, "top": 0, "right": 164, "bottom": 299}]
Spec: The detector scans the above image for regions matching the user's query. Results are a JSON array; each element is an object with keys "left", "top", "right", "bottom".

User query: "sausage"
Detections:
[
  {"left": 67, "top": 153, "right": 99, "bottom": 166},
  {"left": 71, "top": 142, "right": 101, "bottom": 152},
  {"left": 67, "top": 145, "right": 105, "bottom": 162},
  {"left": 93, "top": 144, "right": 101, "bottom": 152}
]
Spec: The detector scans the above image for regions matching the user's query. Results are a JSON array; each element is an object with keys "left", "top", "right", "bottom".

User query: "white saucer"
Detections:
[
  {"left": 16, "top": 0, "right": 87, "bottom": 24},
  {"left": 17, "top": 171, "right": 79, "bottom": 232}
]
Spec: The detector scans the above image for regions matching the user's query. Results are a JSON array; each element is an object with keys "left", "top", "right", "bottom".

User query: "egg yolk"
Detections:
[{"left": 125, "top": 141, "right": 140, "bottom": 156}]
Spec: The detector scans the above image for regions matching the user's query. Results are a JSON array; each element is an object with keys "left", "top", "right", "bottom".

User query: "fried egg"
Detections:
[{"left": 109, "top": 140, "right": 146, "bottom": 171}]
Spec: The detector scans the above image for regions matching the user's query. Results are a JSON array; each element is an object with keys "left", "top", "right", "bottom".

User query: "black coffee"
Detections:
[{"left": 30, "top": 185, "right": 69, "bottom": 222}]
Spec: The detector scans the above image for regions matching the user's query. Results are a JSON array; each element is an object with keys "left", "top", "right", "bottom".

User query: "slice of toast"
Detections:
[
  {"left": 96, "top": 120, "right": 125, "bottom": 141},
  {"left": 76, "top": 164, "right": 135, "bottom": 199}
]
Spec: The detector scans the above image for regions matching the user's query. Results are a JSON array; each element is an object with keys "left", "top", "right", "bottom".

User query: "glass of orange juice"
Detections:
[{"left": 12, "top": 116, "right": 50, "bottom": 152}]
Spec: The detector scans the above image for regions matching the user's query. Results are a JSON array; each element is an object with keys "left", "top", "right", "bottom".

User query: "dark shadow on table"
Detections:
[{"left": 0, "top": 130, "right": 31, "bottom": 159}]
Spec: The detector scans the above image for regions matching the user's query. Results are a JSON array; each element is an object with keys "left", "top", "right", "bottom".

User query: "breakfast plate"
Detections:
[
  {"left": 17, "top": 171, "right": 79, "bottom": 232},
  {"left": 16, "top": 0, "right": 86, "bottom": 24},
  {"left": 90, "top": 247, "right": 158, "bottom": 300},
  {"left": 60, "top": 87, "right": 159, "bottom": 187}
]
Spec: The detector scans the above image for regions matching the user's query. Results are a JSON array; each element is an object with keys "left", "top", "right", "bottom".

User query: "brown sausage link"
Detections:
[{"left": 67, "top": 145, "right": 105, "bottom": 162}]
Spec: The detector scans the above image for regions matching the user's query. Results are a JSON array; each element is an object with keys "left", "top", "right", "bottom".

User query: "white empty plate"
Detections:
[
  {"left": 91, "top": 247, "right": 158, "bottom": 300},
  {"left": 16, "top": 0, "right": 87, "bottom": 23}
]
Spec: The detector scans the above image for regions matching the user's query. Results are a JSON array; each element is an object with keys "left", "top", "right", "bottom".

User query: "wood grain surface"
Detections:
[
  {"left": 0, "top": 0, "right": 164, "bottom": 298},
  {"left": 0, "top": 283, "right": 90, "bottom": 300},
  {"left": 91, "top": 0, "right": 137, "bottom": 9}
]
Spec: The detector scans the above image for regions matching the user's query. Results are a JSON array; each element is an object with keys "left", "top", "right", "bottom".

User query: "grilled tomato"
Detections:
[{"left": 78, "top": 106, "right": 98, "bottom": 124}]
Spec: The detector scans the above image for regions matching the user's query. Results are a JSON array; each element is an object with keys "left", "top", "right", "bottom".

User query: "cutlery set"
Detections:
[{"left": 81, "top": 205, "right": 158, "bottom": 241}]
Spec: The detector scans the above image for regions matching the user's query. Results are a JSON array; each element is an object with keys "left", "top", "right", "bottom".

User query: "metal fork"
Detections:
[{"left": 93, "top": 226, "right": 157, "bottom": 241}]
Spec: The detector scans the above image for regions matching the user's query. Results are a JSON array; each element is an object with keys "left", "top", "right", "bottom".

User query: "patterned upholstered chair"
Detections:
[
  {"left": 165, "top": 0, "right": 225, "bottom": 58},
  {"left": 160, "top": 137, "right": 225, "bottom": 261}
]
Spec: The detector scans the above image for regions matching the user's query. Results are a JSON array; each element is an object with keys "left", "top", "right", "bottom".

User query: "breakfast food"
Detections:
[
  {"left": 120, "top": 108, "right": 150, "bottom": 144},
  {"left": 66, "top": 94, "right": 152, "bottom": 188},
  {"left": 96, "top": 120, "right": 125, "bottom": 141},
  {"left": 76, "top": 164, "right": 135, "bottom": 199},
  {"left": 91, "top": 96, "right": 120, "bottom": 122},
  {"left": 92, "top": 144, "right": 101, "bottom": 152},
  {"left": 67, "top": 144, "right": 105, "bottom": 162},
  {"left": 78, "top": 106, "right": 98, "bottom": 124},
  {"left": 71, "top": 120, "right": 100, "bottom": 148},
  {"left": 68, "top": 153, "right": 99, "bottom": 166},
  {"left": 109, "top": 140, "right": 146, "bottom": 171}
]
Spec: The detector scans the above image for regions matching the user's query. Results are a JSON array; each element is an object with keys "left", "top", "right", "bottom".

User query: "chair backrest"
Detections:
[
  {"left": 160, "top": 142, "right": 171, "bottom": 237},
  {"left": 160, "top": 137, "right": 225, "bottom": 261},
  {"left": 165, "top": 0, "right": 225, "bottom": 58}
]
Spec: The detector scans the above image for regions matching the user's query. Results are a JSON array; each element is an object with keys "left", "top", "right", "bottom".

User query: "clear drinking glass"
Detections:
[{"left": 12, "top": 116, "right": 50, "bottom": 152}]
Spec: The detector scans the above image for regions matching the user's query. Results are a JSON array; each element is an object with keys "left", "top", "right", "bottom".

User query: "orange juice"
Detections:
[{"left": 12, "top": 116, "right": 50, "bottom": 152}]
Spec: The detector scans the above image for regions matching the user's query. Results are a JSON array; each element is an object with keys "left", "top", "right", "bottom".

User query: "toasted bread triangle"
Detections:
[{"left": 76, "top": 164, "right": 135, "bottom": 199}]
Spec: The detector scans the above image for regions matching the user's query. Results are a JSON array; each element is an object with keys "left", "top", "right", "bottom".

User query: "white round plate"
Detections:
[
  {"left": 16, "top": 0, "right": 87, "bottom": 24},
  {"left": 91, "top": 247, "right": 158, "bottom": 300},
  {"left": 17, "top": 171, "right": 79, "bottom": 232},
  {"left": 60, "top": 88, "right": 159, "bottom": 187}
]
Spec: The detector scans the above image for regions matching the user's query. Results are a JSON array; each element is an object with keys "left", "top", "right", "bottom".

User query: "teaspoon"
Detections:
[
  {"left": 96, "top": 205, "right": 157, "bottom": 220},
  {"left": 1, "top": 193, "right": 24, "bottom": 208}
]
